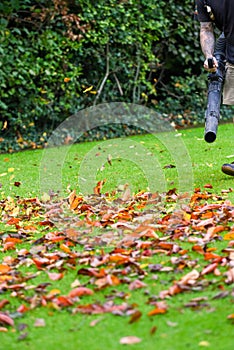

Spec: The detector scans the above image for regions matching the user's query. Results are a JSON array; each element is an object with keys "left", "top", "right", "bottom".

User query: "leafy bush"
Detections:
[{"left": 0, "top": 0, "right": 231, "bottom": 151}]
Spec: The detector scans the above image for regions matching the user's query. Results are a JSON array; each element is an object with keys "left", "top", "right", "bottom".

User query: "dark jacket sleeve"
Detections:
[{"left": 196, "top": 0, "right": 211, "bottom": 22}]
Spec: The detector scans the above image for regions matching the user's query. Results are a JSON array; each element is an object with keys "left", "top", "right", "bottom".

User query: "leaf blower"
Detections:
[{"left": 204, "top": 33, "right": 226, "bottom": 143}]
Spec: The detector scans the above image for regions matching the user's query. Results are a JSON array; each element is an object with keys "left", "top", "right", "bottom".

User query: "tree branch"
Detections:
[{"left": 94, "top": 43, "right": 110, "bottom": 105}]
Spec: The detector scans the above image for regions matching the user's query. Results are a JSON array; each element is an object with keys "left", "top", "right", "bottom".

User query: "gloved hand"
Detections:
[{"left": 204, "top": 56, "right": 218, "bottom": 72}]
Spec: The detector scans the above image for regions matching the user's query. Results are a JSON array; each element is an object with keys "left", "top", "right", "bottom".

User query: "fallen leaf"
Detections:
[
  {"left": 18, "top": 332, "right": 28, "bottom": 341},
  {"left": 201, "top": 263, "right": 218, "bottom": 276},
  {"left": 34, "top": 318, "right": 46, "bottom": 327},
  {"left": 199, "top": 340, "right": 210, "bottom": 347},
  {"left": 0, "top": 312, "right": 14, "bottom": 327},
  {"left": 166, "top": 320, "right": 178, "bottom": 327},
  {"left": 90, "top": 317, "right": 104, "bottom": 327},
  {"left": 148, "top": 308, "right": 167, "bottom": 316},
  {"left": 93, "top": 179, "right": 106, "bottom": 195},
  {"left": 0, "top": 327, "right": 8, "bottom": 332},
  {"left": 0, "top": 264, "right": 11, "bottom": 274},
  {"left": 68, "top": 287, "right": 94, "bottom": 298},
  {"left": 119, "top": 336, "right": 142, "bottom": 345},
  {"left": 47, "top": 272, "right": 64, "bottom": 281},
  {"left": 129, "top": 279, "right": 147, "bottom": 291},
  {"left": 150, "top": 326, "right": 157, "bottom": 335},
  {"left": 224, "top": 232, "right": 234, "bottom": 240},
  {"left": 128, "top": 310, "right": 142, "bottom": 324},
  {"left": 180, "top": 269, "right": 200, "bottom": 285},
  {"left": 0, "top": 300, "right": 10, "bottom": 310},
  {"left": 204, "top": 184, "right": 213, "bottom": 189}
]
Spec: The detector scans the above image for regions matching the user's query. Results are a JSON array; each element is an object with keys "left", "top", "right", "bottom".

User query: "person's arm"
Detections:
[{"left": 200, "top": 22, "right": 218, "bottom": 71}]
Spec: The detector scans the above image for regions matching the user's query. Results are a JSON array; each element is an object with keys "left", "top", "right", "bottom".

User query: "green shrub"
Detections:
[{"left": 0, "top": 0, "right": 231, "bottom": 151}]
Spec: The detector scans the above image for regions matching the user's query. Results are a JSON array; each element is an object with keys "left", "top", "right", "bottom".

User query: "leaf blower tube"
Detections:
[{"left": 204, "top": 33, "right": 226, "bottom": 143}]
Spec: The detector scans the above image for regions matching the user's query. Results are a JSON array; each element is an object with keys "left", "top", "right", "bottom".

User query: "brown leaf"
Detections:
[
  {"left": 121, "top": 186, "right": 131, "bottom": 202},
  {"left": 179, "top": 269, "right": 200, "bottom": 285},
  {"left": 224, "top": 267, "right": 234, "bottom": 284},
  {"left": 129, "top": 279, "right": 147, "bottom": 291},
  {"left": 0, "top": 300, "right": 10, "bottom": 310},
  {"left": 203, "top": 225, "right": 226, "bottom": 242},
  {"left": 68, "top": 287, "right": 94, "bottom": 298},
  {"left": 47, "top": 272, "right": 64, "bottom": 281},
  {"left": 128, "top": 310, "right": 142, "bottom": 324},
  {"left": 0, "top": 312, "right": 14, "bottom": 327},
  {"left": 74, "top": 301, "right": 131, "bottom": 315},
  {"left": 204, "top": 184, "right": 213, "bottom": 189},
  {"left": 201, "top": 263, "right": 218, "bottom": 276},
  {"left": 93, "top": 179, "right": 106, "bottom": 195},
  {"left": 168, "top": 284, "right": 183, "bottom": 296},
  {"left": 150, "top": 326, "right": 157, "bottom": 335},
  {"left": 54, "top": 296, "right": 73, "bottom": 307},
  {"left": 95, "top": 275, "right": 120, "bottom": 289}
]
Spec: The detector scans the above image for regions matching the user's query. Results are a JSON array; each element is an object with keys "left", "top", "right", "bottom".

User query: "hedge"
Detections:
[{"left": 0, "top": 0, "right": 231, "bottom": 151}]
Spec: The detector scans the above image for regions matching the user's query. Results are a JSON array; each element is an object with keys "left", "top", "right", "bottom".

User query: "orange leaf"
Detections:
[
  {"left": 93, "top": 179, "right": 106, "bottom": 195},
  {"left": 64, "top": 77, "right": 71, "bottom": 83},
  {"left": 204, "top": 252, "right": 221, "bottom": 261},
  {"left": 94, "top": 274, "right": 120, "bottom": 289},
  {"left": 17, "top": 304, "right": 29, "bottom": 313},
  {"left": 6, "top": 217, "right": 21, "bottom": 225},
  {"left": 0, "top": 264, "right": 11, "bottom": 274},
  {"left": 60, "top": 243, "right": 71, "bottom": 253},
  {"left": 109, "top": 254, "right": 130, "bottom": 264},
  {"left": 192, "top": 245, "right": 205, "bottom": 254},
  {"left": 55, "top": 296, "right": 73, "bottom": 307},
  {"left": 48, "top": 236, "right": 65, "bottom": 243},
  {"left": 201, "top": 211, "right": 214, "bottom": 219},
  {"left": 168, "top": 284, "right": 183, "bottom": 296},
  {"left": 148, "top": 308, "right": 167, "bottom": 316},
  {"left": 5, "top": 237, "right": 22, "bottom": 244},
  {"left": 224, "top": 232, "right": 234, "bottom": 241},
  {"left": 0, "top": 275, "right": 12, "bottom": 283},
  {"left": 204, "top": 225, "right": 226, "bottom": 241},
  {"left": 70, "top": 196, "right": 83, "bottom": 210}
]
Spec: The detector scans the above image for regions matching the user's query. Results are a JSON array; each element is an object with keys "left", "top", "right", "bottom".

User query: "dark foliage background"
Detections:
[{"left": 0, "top": 0, "right": 232, "bottom": 151}]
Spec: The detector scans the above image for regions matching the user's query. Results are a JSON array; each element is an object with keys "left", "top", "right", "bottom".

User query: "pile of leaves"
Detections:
[{"left": 0, "top": 184, "right": 234, "bottom": 332}]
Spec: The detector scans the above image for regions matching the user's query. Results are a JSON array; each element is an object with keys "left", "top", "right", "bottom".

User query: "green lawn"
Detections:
[
  {"left": 1, "top": 123, "right": 234, "bottom": 199},
  {"left": 0, "top": 123, "right": 234, "bottom": 350}
]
